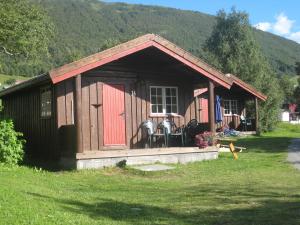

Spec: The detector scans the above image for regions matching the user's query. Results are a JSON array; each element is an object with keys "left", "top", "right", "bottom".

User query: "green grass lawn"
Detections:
[
  {"left": 1, "top": 123, "right": 300, "bottom": 225},
  {"left": 0, "top": 74, "right": 28, "bottom": 84}
]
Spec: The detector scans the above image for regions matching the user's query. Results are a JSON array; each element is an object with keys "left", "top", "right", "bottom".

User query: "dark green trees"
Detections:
[
  {"left": 0, "top": 0, "right": 54, "bottom": 69},
  {"left": 204, "top": 9, "right": 283, "bottom": 131}
]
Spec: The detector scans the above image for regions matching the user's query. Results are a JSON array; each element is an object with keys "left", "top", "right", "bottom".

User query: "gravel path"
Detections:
[{"left": 287, "top": 139, "right": 300, "bottom": 171}]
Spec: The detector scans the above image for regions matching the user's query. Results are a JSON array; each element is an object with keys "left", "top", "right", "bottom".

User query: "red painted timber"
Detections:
[
  {"left": 200, "top": 97, "right": 209, "bottom": 123},
  {"left": 102, "top": 84, "right": 126, "bottom": 146}
]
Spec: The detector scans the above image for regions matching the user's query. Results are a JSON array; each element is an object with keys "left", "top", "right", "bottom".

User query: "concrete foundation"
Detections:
[{"left": 60, "top": 147, "right": 218, "bottom": 170}]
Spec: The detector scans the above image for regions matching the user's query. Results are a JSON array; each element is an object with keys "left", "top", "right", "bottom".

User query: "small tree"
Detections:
[
  {"left": 0, "top": 120, "right": 25, "bottom": 165},
  {"left": 280, "top": 75, "right": 296, "bottom": 103},
  {"left": 0, "top": 0, "right": 54, "bottom": 59},
  {"left": 204, "top": 8, "right": 283, "bottom": 131}
]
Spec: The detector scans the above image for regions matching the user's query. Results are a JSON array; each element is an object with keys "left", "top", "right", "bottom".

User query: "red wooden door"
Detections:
[
  {"left": 103, "top": 84, "right": 126, "bottom": 146},
  {"left": 200, "top": 97, "right": 209, "bottom": 123}
]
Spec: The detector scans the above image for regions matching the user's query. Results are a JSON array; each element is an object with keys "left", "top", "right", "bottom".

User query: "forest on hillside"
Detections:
[{"left": 1, "top": 0, "right": 300, "bottom": 77}]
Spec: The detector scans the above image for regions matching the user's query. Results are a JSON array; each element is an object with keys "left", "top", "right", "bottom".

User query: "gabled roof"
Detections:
[
  {"left": 0, "top": 34, "right": 267, "bottom": 101},
  {"left": 226, "top": 74, "right": 267, "bottom": 101},
  {"left": 49, "top": 34, "right": 233, "bottom": 88}
]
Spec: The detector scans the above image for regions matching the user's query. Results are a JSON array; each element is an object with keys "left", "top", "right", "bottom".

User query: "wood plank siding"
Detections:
[
  {"left": 56, "top": 63, "right": 201, "bottom": 151},
  {"left": 1, "top": 83, "right": 58, "bottom": 159},
  {"left": 196, "top": 89, "right": 247, "bottom": 130}
]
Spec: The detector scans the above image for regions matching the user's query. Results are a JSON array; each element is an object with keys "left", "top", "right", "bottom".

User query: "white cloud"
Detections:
[
  {"left": 253, "top": 13, "right": 300, "bottom": 43},
  {"left": 254, "top": 22, "right": 272, "bottom": 31},
  {"left": 273, "top": 13, "right": 294, "bottom": 35},
  {"left": 289, "top": 31, "right": 300, "bottom": 43}
]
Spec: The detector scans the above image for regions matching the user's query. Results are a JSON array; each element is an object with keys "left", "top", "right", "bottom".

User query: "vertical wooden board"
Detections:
[
  {"left": 145, "top": 83, "right": 150, "bottom": 120},
  {"left": 195, "top": 97, "right": 200, "bottom": 122},
  {"left": 184, "top": 86, "right": 191, "bottom": 124},
  {"left": 125, "top": 84, "right": 132, "bottom": 148},
  {"left": 136, "top": 84, "right": 142, "bottom": 146},
  {"left": 56, "top": 82, "right": 67, "bottom": 128},
  {"left": 190, "top": 94, "right": 196, "bottom": 121},
  {"left": 97, "top": 82, "right": 104, "bottom": 148},
  {"left": 141, "top": 83, "right": 147, "bottom": 123},
  {"left": 131, "top": 85, "right": 137, "bottom": 147},
  {"left": 81, "top": 79, "right": 91, "bottom": 151},
  {"left": 35, "top": 90, "right": 40, "bottom": 155},
  {"left": 89, "top": 81, "right": 99, "bottom": 150},
  {"left": 65, "top": 79, "right": 74, "bottom": 125}
]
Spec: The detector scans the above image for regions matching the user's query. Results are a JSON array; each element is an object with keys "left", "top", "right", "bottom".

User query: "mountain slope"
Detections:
[{"left": 2, "top": 0, "right": 300, "bottom": 76}]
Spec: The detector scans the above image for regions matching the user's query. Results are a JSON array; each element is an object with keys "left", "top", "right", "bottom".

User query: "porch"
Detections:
[{"left": 60, "top": 146, "right": 218, "bottom": 170}]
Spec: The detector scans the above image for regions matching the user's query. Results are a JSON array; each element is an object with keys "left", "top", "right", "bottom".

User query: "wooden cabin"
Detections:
[{"left": 0, "top": 34, "right": 266, "bottom": 169}]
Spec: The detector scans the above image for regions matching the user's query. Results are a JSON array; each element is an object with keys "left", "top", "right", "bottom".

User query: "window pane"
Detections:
[
  {"left": 151, "top": 88, "right": 156, "bottom": 95},
  {"left": 151, "top": 96, "right": 156, "bottom": 104},
  {"left": 224, "top": 100, "right": 230, "bottom": 115},
  {"left": 41, "top": 88, "right": 52, "bottom": 117},
  {"left": 166, "top": 105, "right": 171, "bottom": 113},
  {"left": 150, "top": 86, "right": 178, "bottom": 114},
  {"left": 166, "top": 97, "right": 171, "bottom": 104},
  {"left": 171, "top": 97, "right": 176, "bottom": 104},
  {"left": 157, "top": 88, "right": 162, "bottom": 95},
  {"left": 166, "top": 88, "right": 170, "bottom": 96},
  {"left": 157, "top": 96, "right": 162, "bottom": 104},
  {"left": 232, "top": 100, "right": 238, "bottom": 114},
  {"left": 171, "top": 88, "right": 176, "bottom": 96},
  {"left": 157, "top": 105, "right": 163, "bottom": 113},
  {"left": 152, "top": 105, "right": 157, "bottom": 113}
]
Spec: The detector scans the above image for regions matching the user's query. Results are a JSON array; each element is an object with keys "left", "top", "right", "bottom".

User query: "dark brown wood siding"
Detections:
[
  {"left": 56, "top": 69, "right": 201, "bottom": 151},
  {"left": 1, "top": 83, "right": 58, "bottom": 159},
  {"left": 55, "top": 79, "right": 76, "bottom": 156}
]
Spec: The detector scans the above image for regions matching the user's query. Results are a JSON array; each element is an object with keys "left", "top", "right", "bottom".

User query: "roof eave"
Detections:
[{"left": 0, "top": 73, "right": 51, "bottom": 97}]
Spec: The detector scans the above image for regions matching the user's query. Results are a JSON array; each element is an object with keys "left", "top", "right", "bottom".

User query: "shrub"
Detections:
[
  {"left": 195, "top": 132, "right": 215, "bottom": 148},
  {"left": 0, "top": 120, "right": 25, "bottom": 165}
]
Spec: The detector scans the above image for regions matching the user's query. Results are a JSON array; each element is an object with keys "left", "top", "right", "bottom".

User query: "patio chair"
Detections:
[
  {"left": 184, "top": 119, "right": 202, "bottom": 145},
  {"left": 142, "top": 120, "right": 167, "bottom": 148},
  {"left": 161, "top": 119, "right": 185, "bottom": 147},
  {"left": 240, "top": 115, "right": 252, "bottom": 131}
]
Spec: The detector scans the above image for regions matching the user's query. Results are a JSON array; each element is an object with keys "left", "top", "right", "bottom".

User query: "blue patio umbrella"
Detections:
[{"left": 215, "top": 95, "right": 222, "bottom": 123}]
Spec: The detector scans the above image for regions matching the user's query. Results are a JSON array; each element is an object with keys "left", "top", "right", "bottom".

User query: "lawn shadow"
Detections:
[
  {"left": 27, "top": 191, "right": 300, "bottom": 225},
  {"left": 22, "top": 156, "right": 63, "bottom": 172},
  {"left": 27, "top": 192, "right": 190, "bottom": 224}
]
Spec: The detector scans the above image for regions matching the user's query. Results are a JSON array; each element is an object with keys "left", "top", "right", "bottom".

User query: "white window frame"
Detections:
[
  {"left": 150, "top": 86, "right": 179, "bottom": 115},
  {"left": 223, "top": 99, "right": 239, "bottom": 116},
  {"left": 40, "top": 86, "right": 52, "bottom": 118}
]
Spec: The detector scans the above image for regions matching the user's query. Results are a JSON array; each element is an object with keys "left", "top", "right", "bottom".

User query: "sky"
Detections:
[{"left": 106, "top": 0, "right": 300, "bottom": 43}]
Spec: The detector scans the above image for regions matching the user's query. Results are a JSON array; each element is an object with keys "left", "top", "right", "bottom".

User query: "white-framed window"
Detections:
[
  {"left": 150, "top": 86, "right": 178, "bottom": 114},
  {"left": 40, "top": 86, "right": 52, "bottom": 118},
  {"left": 223, "top": 99, "right": 238, "bottom": 115}
]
